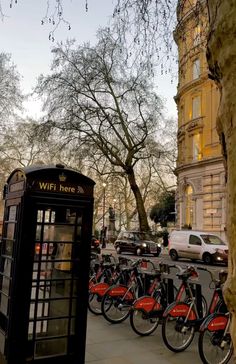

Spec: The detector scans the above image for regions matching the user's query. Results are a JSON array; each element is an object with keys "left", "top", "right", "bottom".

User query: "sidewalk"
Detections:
[{"left": 85, "top": 312, "right": 201, "bottom": 364}]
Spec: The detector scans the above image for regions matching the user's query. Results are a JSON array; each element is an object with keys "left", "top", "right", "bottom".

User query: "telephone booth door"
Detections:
[
  {"left": 29, "top": 204, "right": 85, "bottom": 361},
  {"left": 0, "top": 165, "right": 95, "bottom": 364}
]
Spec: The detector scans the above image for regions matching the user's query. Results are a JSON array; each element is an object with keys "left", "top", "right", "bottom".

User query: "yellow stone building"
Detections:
[{"left": 174, "top": 0, "right": 226, "bottom": 238}]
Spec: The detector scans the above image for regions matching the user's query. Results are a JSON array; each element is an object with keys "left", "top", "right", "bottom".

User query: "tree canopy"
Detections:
[
  {"left": 149, "top": 189, "right": 175, "bottom": 227},
  {"left": 0, "top": 53, "right": 23, "bottom": 127}
]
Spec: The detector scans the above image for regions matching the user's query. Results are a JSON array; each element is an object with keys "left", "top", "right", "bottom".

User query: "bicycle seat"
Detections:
[{"left": 176, "top": 266, "right": 198, "bottom": 279}]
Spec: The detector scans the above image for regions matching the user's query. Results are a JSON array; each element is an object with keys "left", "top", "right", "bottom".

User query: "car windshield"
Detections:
[
  {"left": 134, "top": 232, "right": 152, "bottom": 240},
  {"left": 200, "top": 235, "right": 226, "bottom": 245}
]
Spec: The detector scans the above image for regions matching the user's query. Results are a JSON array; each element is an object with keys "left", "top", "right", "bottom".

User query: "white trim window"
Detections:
[
  {"left": 193, "top": 25, "right": 201, "bottom": 46},
  {"left": 192, "top": 95, "right": 201, "bottom": 119},
  {"left": 193, "top": 58, "right": 200, "bottom": 80},
  {"left": 193, "top": 133, "right": 202, "bottom": 160}
]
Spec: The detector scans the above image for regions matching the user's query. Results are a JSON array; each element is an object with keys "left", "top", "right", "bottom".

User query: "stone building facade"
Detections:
[{"left": 174, "top": 0, "right": 226, "bottom": 239}]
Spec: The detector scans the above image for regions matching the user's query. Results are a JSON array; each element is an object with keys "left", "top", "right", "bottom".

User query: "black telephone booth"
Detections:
[{"left": 0, "top": 165, "right": 95, "bottom": 364}]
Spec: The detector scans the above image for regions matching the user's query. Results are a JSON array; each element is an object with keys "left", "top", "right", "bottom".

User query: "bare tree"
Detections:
[
  {"left": 35, "top": 29, "right": 166, "bottom": 231},
  {"left": 0, "top": 53, "right": 23, "bottom": 126},
  {"left": 206, "top": 0, "right": 236, "bottom": 351}
]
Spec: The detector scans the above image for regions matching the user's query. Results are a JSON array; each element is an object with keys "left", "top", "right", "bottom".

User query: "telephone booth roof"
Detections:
[
  {"left": 7, "top": 164, "right": 94, "bottom": 184},
  {"left": 6, "top": 164, "right": 95, "bottom": 198}
]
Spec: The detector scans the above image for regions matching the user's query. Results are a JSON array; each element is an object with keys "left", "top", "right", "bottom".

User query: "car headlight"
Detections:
[
  {"left": 142, "top": 243, "right": 147, "bottom": 247},
  {"left": 157, "top": 243, "right": 161, "bottom": 248}
]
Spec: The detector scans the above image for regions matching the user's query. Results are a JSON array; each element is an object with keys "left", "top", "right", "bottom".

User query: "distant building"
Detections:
[{"left": 174, "top": 0, "right": 226, "bottom": 239}]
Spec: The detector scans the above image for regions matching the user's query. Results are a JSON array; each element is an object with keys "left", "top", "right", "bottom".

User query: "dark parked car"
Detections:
[
  {"left": 114, "top": 231, "right": 161, "bottom": 257},
  {"left": 91, "top": 236, "right": 101, "bottom": 254}
]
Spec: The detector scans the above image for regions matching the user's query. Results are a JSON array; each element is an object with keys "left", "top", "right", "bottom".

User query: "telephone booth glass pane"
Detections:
[
  {"left": 0, "top": 205, "right": 18, "bottom": 323},
  {"left": 28, "top": 206, "right": 82, "bottom": 359}
]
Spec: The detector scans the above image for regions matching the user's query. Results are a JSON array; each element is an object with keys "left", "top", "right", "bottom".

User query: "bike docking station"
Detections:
[{"left": 0, "top": 164, "right": 95, "bottom": 364}]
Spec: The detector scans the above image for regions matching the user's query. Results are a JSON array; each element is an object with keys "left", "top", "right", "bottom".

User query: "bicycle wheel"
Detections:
[
  {"left": 162, "top": 314, "right": 195, "bottom": 352},
  {"left": 88, "top": 292, "right": 103, "bottom": 315},
  {"left": 198, "top": 329, "right": 233, "bottom": 364},
  {"left": 101, "top": 291, "right": 132, "bottom": 324},
  {"left": 130, "top": 309, "right": 160, "bottom": 336}
]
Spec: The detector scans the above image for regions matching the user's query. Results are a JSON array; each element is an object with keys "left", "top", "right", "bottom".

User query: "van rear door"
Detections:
[{"left": 170, "top": 232, "right": 189, "bottom": 258}]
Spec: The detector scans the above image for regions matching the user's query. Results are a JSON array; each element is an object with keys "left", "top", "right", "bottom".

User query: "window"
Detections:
[
  {"left": 192, "top": 96, "right": 201, "bottom": 119},
  {"left": 179, "top": 139, "right": 185, "bottom": 163},
  {"left": 179, "top": 104, "right": 185, "bottom": 123},
  {"left": 201, "top": 235, "right": 226, "bottom": 245},
  {"left": 193, "top": 59, "right": 200, "bottom": 79},
  {"left": 189, "top": 235, "right": 202, "bottom": 246},
  {"left": 193, "top": 25, "right": 201, "bottom": 46},
  {"left": 185, "top": 185, "right": 193, "bottom": 226},
  {"left": 193, "top": 133, "right": 202, "bottom": 160}
]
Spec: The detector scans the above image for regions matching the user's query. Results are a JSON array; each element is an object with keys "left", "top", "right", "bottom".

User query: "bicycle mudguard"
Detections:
[
  {"left": 89, "top": 282, "right": 109, "bottom": 296},
  {"left": 132, "top": 296, "right": 162, "bottom": 313},
  {"left": 199, "top": 312, "right": 229, "bottom": 332},
  {"left": 163, "top": 301, "right": 197, "bottom": 320},
  {"left": 107, "top": 285, "right": 134, "bottom": 300}
]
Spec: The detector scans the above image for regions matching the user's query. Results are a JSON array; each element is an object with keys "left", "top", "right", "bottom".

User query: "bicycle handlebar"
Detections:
[
  {"left": 197, "top": 266, "right": 217, "bottom": 283},
  {"left": 197, "top": 266, "right": 227, "bottom": 285}
]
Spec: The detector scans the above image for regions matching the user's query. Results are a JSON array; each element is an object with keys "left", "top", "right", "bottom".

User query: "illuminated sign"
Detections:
[{"left": 37, "top": 181, "right": 84, "bottom": 194}]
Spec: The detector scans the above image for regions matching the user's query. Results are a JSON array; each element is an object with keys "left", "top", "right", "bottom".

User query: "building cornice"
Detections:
[
  {"left": 177, "top": 116, "right": 204, "bottom": 141},
  {"left": 175, "top": 156, "right": 224, "bottom": 175},
  {"left": 175, "top": 73, "right": 209, "bottom": 103}
]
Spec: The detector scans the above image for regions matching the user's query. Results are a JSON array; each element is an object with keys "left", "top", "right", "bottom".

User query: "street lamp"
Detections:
[{"left": 102, "top": 182, "right": 106, "bottom": 248}]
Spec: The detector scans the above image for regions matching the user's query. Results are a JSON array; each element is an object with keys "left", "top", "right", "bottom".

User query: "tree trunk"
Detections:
[
  {"left": 127, "top": 168, "right": 150, "bottom": 231},
  {"left": 207, "top": 0, "right": 236, "bottom": 350}
]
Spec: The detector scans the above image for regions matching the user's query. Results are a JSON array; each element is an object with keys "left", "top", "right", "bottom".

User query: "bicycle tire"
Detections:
[
  {"left": 162, "top": 313, "right": 195, "bottom": 352},
  {"left": 88, "top": 292, "right": 103, "bottom": 315},
  {"left": 130, "top": 308, "right": 160, "bottom": 336},
  {"left": 198, "top": 328, "right": 233, "bottom": 364},
  {"left": 101, "top": 289, "right": 132, "bottom": 324},
  {"left": 129, "top": 283, "right": 178, "bottom": 337}
]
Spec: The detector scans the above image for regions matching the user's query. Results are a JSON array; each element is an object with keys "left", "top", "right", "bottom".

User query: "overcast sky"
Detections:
[{"left": 0, "top": 0, "right": 177, "bottom": 119}]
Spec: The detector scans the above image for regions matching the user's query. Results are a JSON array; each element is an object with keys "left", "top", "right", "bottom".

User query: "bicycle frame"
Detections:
[
  {"left": 163, "top": 267, "right": 227, "bottom": 327},
  {"left": 131, "top": 261, "right": 176, "bottom": 319},
  {"left": 163, "top": 278, "right": 202, "bottom": 321},
  {"left": 106, "top": 269, "right": 143, "bottom": 301}
]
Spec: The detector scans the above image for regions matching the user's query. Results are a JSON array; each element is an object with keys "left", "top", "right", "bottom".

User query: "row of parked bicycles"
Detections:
[{"left": 88, "top": 252, "right": 233, "bottom": 364}]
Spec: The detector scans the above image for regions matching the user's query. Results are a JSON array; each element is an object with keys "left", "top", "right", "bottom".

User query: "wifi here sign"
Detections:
[{"left": 36, "top": 181, "right": 84, "bottom": 194}]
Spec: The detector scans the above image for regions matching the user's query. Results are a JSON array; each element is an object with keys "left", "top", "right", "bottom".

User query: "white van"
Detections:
[{"left": 168, "top": 230, "right": 228, "bottom": 265}]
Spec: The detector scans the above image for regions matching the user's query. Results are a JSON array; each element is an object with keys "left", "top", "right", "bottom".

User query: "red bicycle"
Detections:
[
  {"left": 198, "top": 269, "right": 233, "bottom": 364},
  {"left": 129, "top": 263, "right": 177, "bottom": 336},
  {"left": 162, "top": 266, "right": 228, "bottom": 353},
  {"left": 101, "top": 258, "right": 156, "bottom": 324},
  {"left": 88, "top": 256, "right": 133, "bottom": 315},
  {"left": 161, "top": 265, "right": 207, "bottom": 352},
  {"left": 198, "top": 312, "right": 233, "bottom": 364}
]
